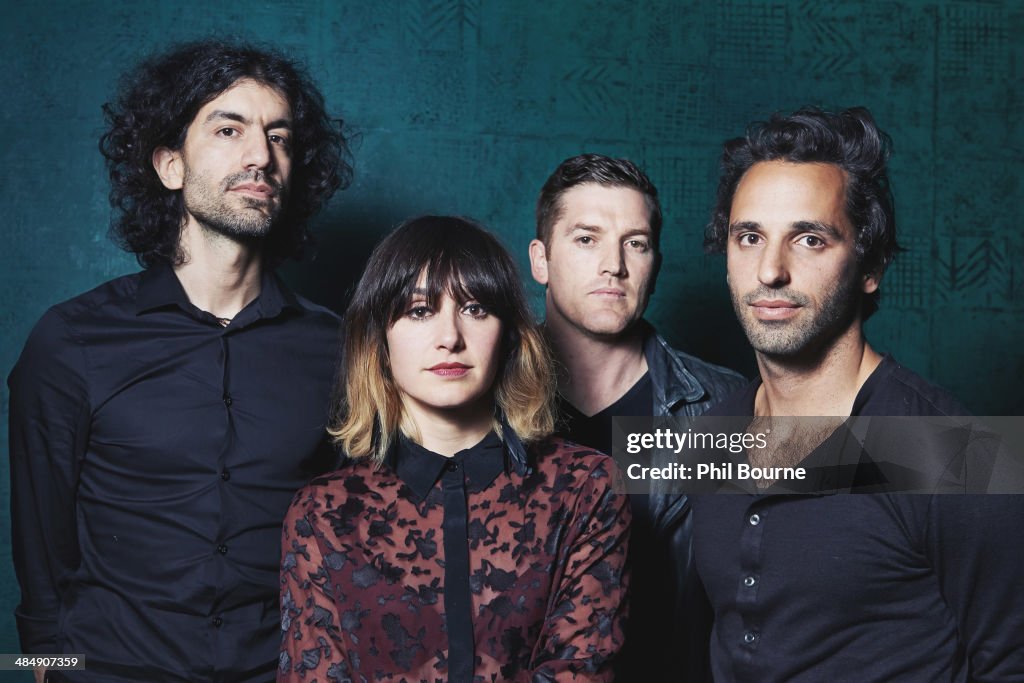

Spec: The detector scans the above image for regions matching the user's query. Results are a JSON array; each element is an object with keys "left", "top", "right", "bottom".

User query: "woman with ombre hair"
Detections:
[{"left": 278, "top": 216, "right": 629, "bottom": 683}]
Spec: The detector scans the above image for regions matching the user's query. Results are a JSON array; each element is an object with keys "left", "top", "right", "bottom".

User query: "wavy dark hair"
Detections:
[
  {"left": 536, "top": 153, "right": 663, "bottom": 251},
  {"left": 100, "top": 39, "right": 353, "bottom": 268},
  {"left": 704, "top": 106, "right": 900, "bottom": 319}
]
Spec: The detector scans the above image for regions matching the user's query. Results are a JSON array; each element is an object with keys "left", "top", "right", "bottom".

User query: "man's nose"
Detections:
[
  {"left": 757, "top": 242, "right": 790, "bottom": 288},
  {"left": 599, "top": 243, "right": 627, "bottom": 278},
  {"left": 242, "top": 134, "right": 272, "bottom": 171}
]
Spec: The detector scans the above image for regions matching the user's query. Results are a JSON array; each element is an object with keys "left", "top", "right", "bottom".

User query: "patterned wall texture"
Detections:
[{"left": 1, "top": 0, "right": 1021, "bottom": 656}]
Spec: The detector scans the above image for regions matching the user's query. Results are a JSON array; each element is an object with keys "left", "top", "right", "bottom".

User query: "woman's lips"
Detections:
[{"left": 428, "top": 363, "right": 470, "bottom": 377}]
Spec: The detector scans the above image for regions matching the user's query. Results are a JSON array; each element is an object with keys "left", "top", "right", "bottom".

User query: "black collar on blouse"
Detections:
[
  {"left": 134, "top": 261, "right": 301, "bottom": 322},
  {"left": 389, "top": 430, "right": 526, "bottom": 501}
]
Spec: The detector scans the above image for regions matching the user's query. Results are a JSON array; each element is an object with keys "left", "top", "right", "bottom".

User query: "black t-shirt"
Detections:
[
  {"left": 692, "top": 356, "right": 1024, "bottom": 681},
  {"left": 557, "top": 371, "right": 652, "bottom": 455}
]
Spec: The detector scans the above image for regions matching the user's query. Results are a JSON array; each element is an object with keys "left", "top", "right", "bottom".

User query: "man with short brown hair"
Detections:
[{"left": 530, "top": 153, "right": 745, "bottom": 681}]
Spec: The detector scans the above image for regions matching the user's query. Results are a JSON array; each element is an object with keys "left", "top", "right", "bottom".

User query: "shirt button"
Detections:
[
  {"left": 446, "top": 461, "right": 459, "bottom": 472},
  {"left": 217, "top": 544, "right": 228, "bottom": 555},
  {"left": 749, "top": 513, "right": 761, "bottom": 526},
  {"left": 743, "top": 631, "right": 758, "bottom": 644},
  {"left": 212, "top": 616, "right": 223, "bottom": 627},
  {"left": 744, "top": 575, "right": 757, "bottom": 587},
  {"left": 220, "top": 470, "right": 231, "bottom": 481},
  {"left": 223, "top": 393, "right": 233, "bottom": 407}
]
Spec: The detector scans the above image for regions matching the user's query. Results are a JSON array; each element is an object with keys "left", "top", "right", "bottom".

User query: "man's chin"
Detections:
[
  {"left": 199, "top": 217, "right": 275, "bottom": 241},
  {"left": 577, "top": 317, "right": 638, "bottom": 341}
]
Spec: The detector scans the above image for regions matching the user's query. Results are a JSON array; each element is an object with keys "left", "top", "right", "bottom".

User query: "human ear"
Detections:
[
  {"left": 152, "top": 146, "right": 184, "bottom": 191},
  {"left": 528, "top": 239, "right": 549, "bottom": 286},
  {"left": 861, "top": 270, "right": 880, "bottom": 294}
]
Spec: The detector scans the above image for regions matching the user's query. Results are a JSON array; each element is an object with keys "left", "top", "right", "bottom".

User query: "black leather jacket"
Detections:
[{"left": 618, "top": 324, "right": 746, "bottom": 682}]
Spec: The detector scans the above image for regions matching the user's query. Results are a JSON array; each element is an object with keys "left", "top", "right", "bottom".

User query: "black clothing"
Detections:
[
  {"left": 692, "top": 355, "right": 1024, "bottom": 682},
  {"left": 714, "top": 353, "right": 966, "bottom": 419},
  {"left": 558, "top": 371, "right": 652, "bottom": 457},
  {"left": 395, "top": 433, "right": 506, "bottom": 680},
  {"left": 8, "top": 263, "right": 341, "bottom": 682},
  {"left": 555, "top": 322, "right": 746, "bottom": 682}
]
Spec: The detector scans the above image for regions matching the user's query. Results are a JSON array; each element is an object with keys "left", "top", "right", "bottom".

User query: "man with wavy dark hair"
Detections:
[
  {"left": 703, "top": 106, "right": 899, "bottom": 323},
  {"left": 9, "top": 40, "right": 351, "bottom": 682},
  {"left": 691, "top": 107, "right": 1024, "bottom": 681}
]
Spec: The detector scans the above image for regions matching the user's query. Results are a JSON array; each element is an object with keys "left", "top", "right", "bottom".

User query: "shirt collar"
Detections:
[
  {"left": 850, "top": 353, "right": 896, "bottom": 415},
  {"left": 713, "top": 361, "right": 895, "bottom": 496},
  {"left": 134, "top": 261, "right": 192, "bottom": 314},
  {"left": 135, "top": 261, "right": 301, "bottom": 320},
  {"left": 388, "top": 431, "right": 511, "bottom": 502}
]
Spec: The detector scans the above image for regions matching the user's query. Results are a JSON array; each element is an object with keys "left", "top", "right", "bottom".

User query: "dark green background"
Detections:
[{"left": 1, "top": 0, "right": 1021, "bottom": 661}]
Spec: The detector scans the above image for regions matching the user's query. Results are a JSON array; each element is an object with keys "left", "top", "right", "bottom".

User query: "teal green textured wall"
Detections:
[{"left": 1, "top": 0, "right": 1021, "bottom": 659}]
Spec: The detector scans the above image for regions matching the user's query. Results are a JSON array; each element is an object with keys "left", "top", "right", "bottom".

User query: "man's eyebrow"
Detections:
[
  {"left": 566, "top": 223, "right": 602, "bottom": 234},
  {"left": 205, "top": 110, "right": 249, "bottom": 125},
  {"left": 266, "top": 117, "right": 292, "bottom": 130},
  {"left": 622, "top": 226, "right": 652, "bottom": 238},
  {"left": 728, "top": 221, "right": 760, "bottom": 235},
  {"left": 203, "top": 110, "right": 292, "bottom": 130},
  {"left": 792, "top": 220, "right": 844, "bottom": 240},
  {"left": 728, "top": 220, "right": 845, "bottom": 241}
]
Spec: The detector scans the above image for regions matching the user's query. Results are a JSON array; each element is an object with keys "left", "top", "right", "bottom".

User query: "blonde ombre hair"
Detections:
[{"left": 329, "top": 216, "right": 555, "bottom": 464}]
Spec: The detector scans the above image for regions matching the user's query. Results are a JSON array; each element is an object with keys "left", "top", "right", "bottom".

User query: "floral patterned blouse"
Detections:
[{"left": 278, "top": 432, "right": 630, "bottom": 682}]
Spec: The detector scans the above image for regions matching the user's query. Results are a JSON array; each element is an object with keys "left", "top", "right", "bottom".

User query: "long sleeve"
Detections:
[
  {"left": 531, "top": 459, "right": 631, "bottom": 682},
  {"left": 926, "top": 494, "right": 1024, "bottom": 681},
  {"left": 7, "top": 308, "right": 90, "bottom": 653},
  {"left": 278, "top": 488, "right": 351, "bottom": 682}
]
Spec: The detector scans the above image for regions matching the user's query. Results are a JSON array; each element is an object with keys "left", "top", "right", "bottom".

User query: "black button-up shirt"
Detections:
[
  {"left": 8, "top": 263, "right": 341, "bottom": 682},
  {"left": 395, "top": 434, "right": 506, "bottom": 681},
  {"left": 692, "top": 356, "right": 1024, "bottom": 682}
]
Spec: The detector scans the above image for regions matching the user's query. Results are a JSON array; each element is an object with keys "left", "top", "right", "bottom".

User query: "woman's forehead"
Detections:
[{"left": 408, "top": 267, "right": 478, "bottom": 300}]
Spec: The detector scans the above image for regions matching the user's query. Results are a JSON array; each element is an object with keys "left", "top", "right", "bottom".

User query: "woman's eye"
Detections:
[
  {"left": 462, "top": 303, "right": 488, "bottom": 318},
  {"left": 407, "top": 305, "right": 432, "bottom": 319}
]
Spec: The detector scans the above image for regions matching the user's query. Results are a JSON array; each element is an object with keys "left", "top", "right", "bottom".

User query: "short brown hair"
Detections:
[
  {"left": 535, "top": 153, "right": 662, "bottom": 249},
  {"left": 330, "top": 216, "right": 556, "bottom": 463}
]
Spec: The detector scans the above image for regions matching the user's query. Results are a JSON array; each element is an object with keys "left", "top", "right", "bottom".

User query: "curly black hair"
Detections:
[
  {"left": 704, "top": 106, "right": 900, "bottom": 319},
  {"left": 100, "top": 39, "right": 353, "bottom": 268}
]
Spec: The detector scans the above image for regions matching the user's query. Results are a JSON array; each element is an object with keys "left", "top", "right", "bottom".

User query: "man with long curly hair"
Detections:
[{"left": 8, "top": 40, "right": 351, "bottom": 682}]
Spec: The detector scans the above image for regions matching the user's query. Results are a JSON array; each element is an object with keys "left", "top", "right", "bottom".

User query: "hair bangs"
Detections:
[
  {"left": 376, "top": 218, "right": 519, "bottom": 326},
  {"left": 334, "top": 215, "right": 555, "bottom": 462}
]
